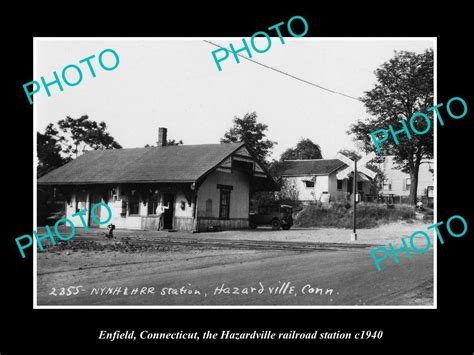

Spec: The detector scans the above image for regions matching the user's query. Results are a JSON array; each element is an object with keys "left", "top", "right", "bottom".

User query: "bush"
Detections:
[
  {"left": 421, "top": 208, "right": 434, "bottom": 223},
  {"left": 295, "top": 202, "right": 416, "bottom": 229},
  {"left": 422, "top": 214, "right": 434, "bottom": 223}
]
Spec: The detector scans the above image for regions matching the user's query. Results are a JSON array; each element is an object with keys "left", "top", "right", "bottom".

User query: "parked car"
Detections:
[
  {"left": 37, "top": 187, "right": 66, "bottom": 226},
  {"left": 37, "top": 204, "right": 65, "bottom": 226},
  {"left": 249, "top": 204, "right": 293, "bottom": 230},
  {"left": 46, "top": 210, "right": 65, "bottom": 225}
]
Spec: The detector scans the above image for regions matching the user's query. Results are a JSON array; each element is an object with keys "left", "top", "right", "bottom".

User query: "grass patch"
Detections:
[
  {"left": 421, "top": 207, "right": 434, "bottom": 223},
  {"left": 295, "top": 202, "right": 416, "bottom": 229}
]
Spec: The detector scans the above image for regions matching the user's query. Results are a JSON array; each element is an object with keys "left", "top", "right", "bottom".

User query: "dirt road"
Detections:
[{"left": 36, "top": 222, "right": 434, "bottom": 306}]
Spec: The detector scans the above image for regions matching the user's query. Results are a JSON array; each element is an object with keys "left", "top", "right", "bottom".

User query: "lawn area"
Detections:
[{"left": 294, "top": 202, "right": 418, "bottom": 228}]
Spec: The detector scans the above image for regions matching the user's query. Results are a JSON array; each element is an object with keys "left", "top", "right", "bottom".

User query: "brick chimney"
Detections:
[{"left": 157, "top": 127, "right": 167, "bottom": 147}]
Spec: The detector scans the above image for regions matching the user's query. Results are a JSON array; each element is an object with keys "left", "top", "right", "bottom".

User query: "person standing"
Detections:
[{"left": 157, "top": 202, "right": 170, "bottom": 230}]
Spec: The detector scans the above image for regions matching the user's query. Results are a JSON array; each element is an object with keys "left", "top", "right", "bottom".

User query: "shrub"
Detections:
[
  {"left": 295, "top": 202, "right": 416, "bottom": 229},
  {"left": 422, "top": 208, "right": 434, "bottom": 223},
  {"left": 422, "top": 214, "right": 434, "bottom": 223}
]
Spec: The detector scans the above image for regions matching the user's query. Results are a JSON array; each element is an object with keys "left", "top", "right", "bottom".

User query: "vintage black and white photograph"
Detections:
[{"left": 34, "top": 38, "right": 435, "bottom": 307}]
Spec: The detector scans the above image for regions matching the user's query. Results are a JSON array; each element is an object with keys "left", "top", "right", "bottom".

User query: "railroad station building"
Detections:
[{"left": 37, "top": 128, "right": 278, "bottom": 232}]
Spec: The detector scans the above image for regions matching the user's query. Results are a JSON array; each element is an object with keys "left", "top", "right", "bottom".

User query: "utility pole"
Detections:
[
  {"left": 336, "top": 152, "right": 376, "bottom": 242},
  {"left": 351, "top": 160, "right": 357, "bottom": 241}
]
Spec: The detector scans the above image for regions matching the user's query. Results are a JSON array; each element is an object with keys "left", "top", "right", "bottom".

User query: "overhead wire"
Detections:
[{"left": 203, "top": 40, "right": 362, "bottom": 102}]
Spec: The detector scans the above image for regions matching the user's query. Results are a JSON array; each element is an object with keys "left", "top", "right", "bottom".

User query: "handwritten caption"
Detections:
[{"left": 48, "top": 281, "right": 336, "bottom": 298}]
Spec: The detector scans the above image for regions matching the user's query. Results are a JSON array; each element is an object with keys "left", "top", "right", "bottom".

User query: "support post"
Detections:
[
  {"left": 351, "top": 160, "right": 358, "bottom": 241},
  {"left": 192, "top": 193, "right": 199, "bottom": 233}
]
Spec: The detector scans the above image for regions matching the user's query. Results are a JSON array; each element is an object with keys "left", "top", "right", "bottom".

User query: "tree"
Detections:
[
  {"left": 337, "top": 148, "right": 361, "bottom": 161},
  {"left": 37, "top": 124, "right": 70, "bottom": 178},
  {"left": 57, "top": 115, "right": 122, "bottom": 159},
  {"left": 280, "top": 138, "right": 323, "bottom": 160},
  {"left": 348, "top": 49, "right": 434, "bottom": 204},
  {"left": 266, "top": 139, "right": 323, "bottom": 179},
  {"left": 37, "top": 116, "right": 122, "bottom": 177},
  {"left": 221, "top": 112, "right": 275, "bottom": 162},
  {"left": 278, "top": 178, "right": 300, "bottom": 202},
  {"left": 167, "top": 139, "right": 183, "bottom": 146}
]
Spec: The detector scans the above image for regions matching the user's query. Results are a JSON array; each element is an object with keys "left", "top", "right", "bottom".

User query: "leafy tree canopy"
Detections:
[
  {"left": 337, "top": 148, "right": 361, "bottom": 161},
  {"left": 37, "top": 124, "right": 70, "bottom": 178},
  {"left": 280, "top": 138, "right": 323, "bottom": 161},
  {"left": 57, "top": 115, "right": 122, "bottom": 158},
  {"left": 37, "top": 115, "right": 122, "bottom": 177},
  {"left": 221, "top": 112, "right": 275, "bottom": 163},
  {"left": 348, "top": 49, "right": 433, "bottom": 204}
]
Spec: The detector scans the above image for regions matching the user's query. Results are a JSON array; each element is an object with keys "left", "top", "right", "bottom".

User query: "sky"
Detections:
[{"left": 35, "top": 38, "right": 434, "bottom": 160}]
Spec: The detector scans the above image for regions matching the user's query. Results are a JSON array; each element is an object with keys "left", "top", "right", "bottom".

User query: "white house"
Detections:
[
  {"left": 379, "top": 156, "right": 434, "bottom": 198},
  {"left": 38, "top": 128, "right": 278, "bottom": 232},
  {"left": 277, "top": 158, "right": 375, "bottom": 203}
]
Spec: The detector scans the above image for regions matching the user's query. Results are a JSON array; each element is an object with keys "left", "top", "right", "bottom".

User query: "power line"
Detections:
[{"left": 203, "top": 40, "right": 362, "bottom": 102}]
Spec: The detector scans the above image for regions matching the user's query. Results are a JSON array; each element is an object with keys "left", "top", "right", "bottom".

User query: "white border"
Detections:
[
  {"left": 433, "top": 37, "right": 438, "bottom": 309},
  {"left": 33, "top": 37, "right": 437, "bottom": 309}
]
